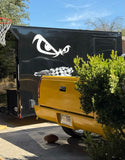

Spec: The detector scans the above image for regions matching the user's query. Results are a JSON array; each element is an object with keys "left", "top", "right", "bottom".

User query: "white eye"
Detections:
[
  {"left": 63, "top": 45, "right": 71, "bottom": 53},
  {"left": 44, "top": 43, "right": 52, "bottom": 51},
  {"left": 32, "top": 34, "right": 71, "bottom": 57},
  {"left": 32, "top": 34, "right": 58, "bottom": 56}
]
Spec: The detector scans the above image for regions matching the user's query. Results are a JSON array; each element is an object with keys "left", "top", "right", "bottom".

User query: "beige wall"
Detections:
[{"left": 122, "top": 36, "right": 125, "bottom": 54}]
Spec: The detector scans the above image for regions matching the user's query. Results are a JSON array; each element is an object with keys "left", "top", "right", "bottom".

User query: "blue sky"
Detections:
[{"left": 28, "top": 0, "right": 125, "bottom": 30}]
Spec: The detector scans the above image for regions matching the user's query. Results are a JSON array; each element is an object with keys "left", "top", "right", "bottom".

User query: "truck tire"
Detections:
[{"left": 62, "top": 126, "right": 85, "bottom": 138}]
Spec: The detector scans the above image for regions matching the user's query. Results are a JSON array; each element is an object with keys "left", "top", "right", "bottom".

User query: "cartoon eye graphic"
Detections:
[
  {"left": 62, "top": 45, "right": 71, "bottom": 54},
  {"left": 44, "top": 43, "right": 52, "bottom": 51},
  {"left": 32, "top": 34, "right": 71, "bottom": 58}
]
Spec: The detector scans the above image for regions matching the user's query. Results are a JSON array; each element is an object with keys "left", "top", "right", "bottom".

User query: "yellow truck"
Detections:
[{"left": 34, "top": 75, "right": 105, "bottom": 137}]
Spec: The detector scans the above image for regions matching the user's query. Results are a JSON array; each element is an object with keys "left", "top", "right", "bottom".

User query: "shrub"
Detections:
[
  {"left": 74, "top": 50, "right": 125, "bottom": 159},
  {"left": 83, "top": 131, "right": 125, "bottom": 160},
  {"left": 74, "top": 50, "right": 125, "bottom": 137}
]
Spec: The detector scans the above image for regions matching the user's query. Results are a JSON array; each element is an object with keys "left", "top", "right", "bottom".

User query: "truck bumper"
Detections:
[{"left": 34, "top": 105, "right": 104, "bottom": 136}]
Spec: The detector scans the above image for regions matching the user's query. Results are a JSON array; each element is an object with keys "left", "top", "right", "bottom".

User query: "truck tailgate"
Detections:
[{"left": 38, "top": 76, "right": 94, "bottom": 117}]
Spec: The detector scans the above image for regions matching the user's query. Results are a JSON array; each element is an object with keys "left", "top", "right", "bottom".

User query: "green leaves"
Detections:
[
  {"left": 74, "top": 50, "right": 125, "bottom": 135},
  {"left": 0, "top": 32, "right": 16, "bottom": 79},
  {"left": 0, "top": 0, "right": 30, "bottom": 25},
  {"left": 0, "top": 0, "right": 29, "bottom": 79}
]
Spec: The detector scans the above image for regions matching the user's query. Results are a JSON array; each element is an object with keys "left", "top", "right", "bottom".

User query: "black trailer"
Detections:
[{"left": 5, "top": 25, "right": 122, "bottom": 118}]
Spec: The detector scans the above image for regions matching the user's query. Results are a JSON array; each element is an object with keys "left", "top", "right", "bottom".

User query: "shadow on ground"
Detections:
[
  {"left": 0, "top": 125, "right": 91, "bottom": 160},
  {"left": 0, "top": 111, "right": 47, "bottom": 127}
]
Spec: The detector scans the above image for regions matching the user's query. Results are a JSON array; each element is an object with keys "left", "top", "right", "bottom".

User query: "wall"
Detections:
[{"left": 122, "top": 36, "right": 125, "bottom": 54}]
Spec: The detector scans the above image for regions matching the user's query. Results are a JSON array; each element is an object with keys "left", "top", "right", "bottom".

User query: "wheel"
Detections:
[{"left": 62, "top": 126, "right": 85, "bottom": 138}]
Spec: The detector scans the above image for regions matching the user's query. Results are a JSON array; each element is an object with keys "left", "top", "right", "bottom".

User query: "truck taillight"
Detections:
[{"left": 38, "top": 78, "right": 41, "bottom": 98}]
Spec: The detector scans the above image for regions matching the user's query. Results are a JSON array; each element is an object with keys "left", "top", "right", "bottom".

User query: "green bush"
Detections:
[
  {"left": 83, "top": 131, "right": 125, "bottom": 160},
  {"left": 74, "top": 50, "right": 125, "bottom": 159},
  {"left": 74, "top": 50, "right": 125, "bottom": 137}
]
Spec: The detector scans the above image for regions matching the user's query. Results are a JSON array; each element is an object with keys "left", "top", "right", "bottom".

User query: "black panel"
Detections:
[{"left": 9, "top": 25, "right": 122, "bottom": 118}]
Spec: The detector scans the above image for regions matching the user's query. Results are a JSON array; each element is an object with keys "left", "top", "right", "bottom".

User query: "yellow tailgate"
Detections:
[{"left": 38, "top": 76, "right": 93, "bottom": 117}]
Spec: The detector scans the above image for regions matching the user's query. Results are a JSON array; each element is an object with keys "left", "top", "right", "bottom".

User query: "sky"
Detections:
[{"left": 28, "top": 0, "right": 125, "bottom": 30}]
